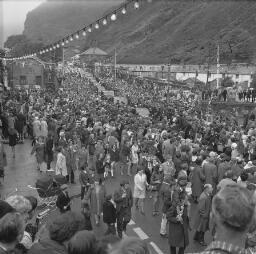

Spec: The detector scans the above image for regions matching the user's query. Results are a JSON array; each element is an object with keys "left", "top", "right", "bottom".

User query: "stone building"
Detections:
[{"left": 7, "top": 57, "right": 57, "bottom": 90}]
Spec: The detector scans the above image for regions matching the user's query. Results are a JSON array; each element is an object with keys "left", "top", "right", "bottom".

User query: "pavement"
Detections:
[{"left": 0, "top": 140, "right": 212, "bottom": 254}]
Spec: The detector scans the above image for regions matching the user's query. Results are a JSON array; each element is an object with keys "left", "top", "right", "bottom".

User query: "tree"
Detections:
[
  {"left": 4, "top": 35, "right": 27, "bottom": 49},
  {"left": 221, "top": 76, "right": 234, "bottom": 88},
  {"left": 4, "top": 34, "right": 45, "bottom": 58}
]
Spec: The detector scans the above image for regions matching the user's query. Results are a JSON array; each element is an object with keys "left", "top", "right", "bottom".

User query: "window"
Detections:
[
  {"left": 20, "top": 76, "right": 27, "bottom": 86},
  {"left": 236, "top": 74, "right": 239, "bottom": 79},
  {"left": 36, "top": 76, "right": 42, "bottom": 86}
]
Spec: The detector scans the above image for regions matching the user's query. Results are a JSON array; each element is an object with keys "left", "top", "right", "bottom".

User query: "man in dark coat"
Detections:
[
  {"left": 15, "top": 112, "right": 26, "bottom": 141},
  {"left": 103, "top": 194, "right": 117, "bottom": 235},
  {"left": 202, "top": 153, "right": 217, "bottom": 191},
  {"left": 166, "top": 175, "right": 190, "bottom": 254},
  {"left": 45, "top": 134, "right": 54, "bottom": 170},
  {"left": 114, "top": 180, "right": 133, "bottom": 238},
  {"left": 193, "top": 184, "right": 213, "bottom": 246},
  {"left": 56, "top": 184, "right": 71, "bottom": 213},
  {"left": 217, "top": 154, "right": 231, "bottom": 183},
  {"left": 190, "top": 158, "right": 205, "bottom": 203}
]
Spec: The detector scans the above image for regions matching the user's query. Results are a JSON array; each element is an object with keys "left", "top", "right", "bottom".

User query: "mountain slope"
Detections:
[{"left": 21, "top": 0, "right": 256, "bottom": 64}]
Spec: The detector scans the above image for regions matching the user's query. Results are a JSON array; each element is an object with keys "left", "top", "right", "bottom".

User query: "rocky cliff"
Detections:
[{"left": 18, "top": 0, "right": 256, "bottom": 64}]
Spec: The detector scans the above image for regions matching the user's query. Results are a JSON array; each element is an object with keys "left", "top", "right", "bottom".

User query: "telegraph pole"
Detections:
[
  {"left": 217, "top": 44, "right": 220, "bottom": 89},
  {"left": 114, "top": 48, "right": 117, "bottom": 83}
]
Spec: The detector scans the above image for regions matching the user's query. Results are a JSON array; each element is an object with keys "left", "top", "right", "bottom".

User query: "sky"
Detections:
[{"left": 0, "top": 0, "right": 45, "bottom": 48}]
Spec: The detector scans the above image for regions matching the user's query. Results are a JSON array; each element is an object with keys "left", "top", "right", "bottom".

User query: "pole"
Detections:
[
  {"left": 114, "top": 48, "right": 116, "bottom": 83},
  {"left": 62, "top": 47, "right": 65, "bottom": 70},
  {"left": 217, "top": 44, "right": 220, "bottom": 89},
  {"left": 168, "top": 64, "right": 170, "bottom": 83}
]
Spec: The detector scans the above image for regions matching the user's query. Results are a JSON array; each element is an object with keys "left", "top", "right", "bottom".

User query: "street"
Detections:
[{"left": 0, "top": 140, "right": 212, "bottom": 254}]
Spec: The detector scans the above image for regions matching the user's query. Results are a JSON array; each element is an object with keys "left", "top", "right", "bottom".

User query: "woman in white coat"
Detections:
[
  {"left": 40, "top": 117, "right": 48, "bottom": 141},
  {"left": 130, "top": 140, "right": 139, "bottom": 175},
  {"left": 133, "top": 167, "right": 148, "bottom": 215},
  {"left": 55, "top": 147, "right": 68, "bottom": 177}
]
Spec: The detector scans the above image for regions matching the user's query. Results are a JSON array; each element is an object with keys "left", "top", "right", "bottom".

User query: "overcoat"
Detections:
[
  {"left": 166, "top": 200, "right": 189, "bottom": 248},
  {"left": 87, "top": 184, "right": 106, "bottom": 215},
  {"left": 55, "top": 152, "right": 68, "bottom": 176},
  {"left": 191, "top": 166, "right": 205, "bottom": 198},
  {"left": 65, "top": 147, "right": 76, "bottom": 174},
  {"left": 202, "top": 160, "right": 217, "bottom": 189},
  {"left": 114, "top": 186, "right": 133, "bottom": 224},
  {"left": 217, "top": 161, "right": 231, "bottom": 182},
  {"left": 33, "top": 119, "right": 41, "bottom": 138},
  {"left": 40, "top": 120, "right": 48, "bottom": 138},
  {"left": 31, "top": 142, "right": 45, "bottom": 164},
  {"left": 133, "top": 173, "right": 147, "bottom": 199},
  {"left": 193, "top": 191, "right": 211, "bottom": 232}
]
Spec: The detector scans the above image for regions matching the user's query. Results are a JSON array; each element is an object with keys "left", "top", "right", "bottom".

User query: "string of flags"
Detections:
[{"left": 1, "top": 0, "right": 152, "bottom": 61}]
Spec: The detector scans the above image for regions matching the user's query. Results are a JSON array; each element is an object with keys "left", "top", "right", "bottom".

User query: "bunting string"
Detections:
[{"left": 1, "top": 0, "right": 152, "bottom": 61}]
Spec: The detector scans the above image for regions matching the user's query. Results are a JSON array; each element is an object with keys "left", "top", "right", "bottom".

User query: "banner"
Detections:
[
  {"left": 136, "top": 108, "right": 150, "bottom": 117},
  {"left": 114, "top": 96, "right": 127, "bottom": 105},
  {"left": 103, "top": 90, "right": 114, "bottom": 97}
]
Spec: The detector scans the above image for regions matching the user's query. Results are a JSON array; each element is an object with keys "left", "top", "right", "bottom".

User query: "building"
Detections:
[
  {"left": 79, "top": 47, "right": 108, "bottom": 64},
  {"left": 7, "top": 57, "right": 57, "bottom": 90},
  {"left": 118, "top": 63, "right": 256, "bottom": 87}
]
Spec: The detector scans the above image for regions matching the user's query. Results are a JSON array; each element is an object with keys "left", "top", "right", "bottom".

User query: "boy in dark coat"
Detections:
[
  {"left": 79, "top": 166, "right": 91, "bottom": 200},
  {"left": 103, "top": 194, "right": 117, "bottom": 235},
  {"left": 56, "top": 184, "right": 71, "bottom": 213}
]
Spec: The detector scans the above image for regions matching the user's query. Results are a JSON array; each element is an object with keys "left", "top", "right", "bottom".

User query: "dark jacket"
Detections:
[
  {"left": 202, "top": 161, "right": 217, "bottom": 189},
  {"left": 114, "top": 187, "right": 133, "bottom": 213},
  {"left": 103, "top": 200, "right": 116, "bottom": 224},
  {"left": 166, "top": 190, "right": 189, "bottom": 248},
  {"left": 150, "top": 170, "right": 164, "bottom": 191},
  {"left": 28, "top": 239, "right": 67, "bottom": 254},
  {"left": 79, "top": 171, "right": 90, "bottom": 186},
  {"left": 191, "top": 166, "right": 205, "bottom": 198},
  {"left": 160, "top": 183, "right": 173, "bottom": 213},
  {"left": 217, "top": 161, "right": 231, "bottom": 183},
  {"left": 56, "top": 191, "right": 71, "bottom": 213},
  {"left": 96, "top": 158, "right": 105, "bottom": 174},
  {"left": 193, "top": 191, "right": 212, "bottom": 232}
]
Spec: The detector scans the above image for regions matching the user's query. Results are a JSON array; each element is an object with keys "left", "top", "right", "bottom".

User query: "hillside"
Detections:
[{"left": 18, "top": 0, "right": 256, "bottom": 64}]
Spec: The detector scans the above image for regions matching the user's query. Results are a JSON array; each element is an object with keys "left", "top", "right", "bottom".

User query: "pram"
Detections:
[{"left": 32, "top": 174, "right": 67, "bottom": 208}]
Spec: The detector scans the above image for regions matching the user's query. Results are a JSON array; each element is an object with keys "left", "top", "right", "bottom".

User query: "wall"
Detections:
[{"left": 11, "top": 61, "right": 44, "bottom": 88}]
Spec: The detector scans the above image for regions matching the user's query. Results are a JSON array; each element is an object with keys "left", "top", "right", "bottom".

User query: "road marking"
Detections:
[
  {"left": 133, "top": 227, "right": 149, "bottom": 240},
  {"left": 150, "top": 242, "right": 164, "bottom": 254},
  {"left": 128, "top": 219, "right": 135, "bottom": 225}
]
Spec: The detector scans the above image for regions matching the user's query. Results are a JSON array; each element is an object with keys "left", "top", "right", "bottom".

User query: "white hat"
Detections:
[
  {"left": 209, "top": 151, "right": 217, "bottom": 157},
  {"left": 244, "top": 161, "right": 253, "bottom": 169},
  {"left": 231, "top": 143, "right": 238, "bottom": 149}
]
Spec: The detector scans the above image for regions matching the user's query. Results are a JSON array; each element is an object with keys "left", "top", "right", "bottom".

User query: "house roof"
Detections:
[{"left": 80, "top": 47, "right": 108, "bottom": 56}]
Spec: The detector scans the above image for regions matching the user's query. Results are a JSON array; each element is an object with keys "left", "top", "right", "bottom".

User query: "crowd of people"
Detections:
[
  {"left": 201, "top": 87, "right": 256, "bottom": 103},
  {"left": 0, "top": 64, "right": 256, "bottom": 254}
]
